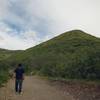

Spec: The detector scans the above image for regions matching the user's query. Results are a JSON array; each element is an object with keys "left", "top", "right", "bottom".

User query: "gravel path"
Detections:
[{"left": 0, "top": 76, "right": 75, "bottom": 100}]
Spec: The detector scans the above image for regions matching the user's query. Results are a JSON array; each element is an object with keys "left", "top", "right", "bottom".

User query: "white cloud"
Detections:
[
  {"left": 0, "top": 22, "right": 52, "bottom": 50},
  {"left": 0, "top": 22, "right": 39, "bottom": 50}
]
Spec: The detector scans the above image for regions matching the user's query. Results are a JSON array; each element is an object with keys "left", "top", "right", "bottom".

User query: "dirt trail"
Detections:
[{"left": 0, "top": 76, "right": 75, "bottom": 100}]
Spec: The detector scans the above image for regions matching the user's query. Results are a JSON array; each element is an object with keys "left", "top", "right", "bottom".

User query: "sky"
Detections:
[{"left": 0, "top": 0, "right": 100, "bottom": 50}]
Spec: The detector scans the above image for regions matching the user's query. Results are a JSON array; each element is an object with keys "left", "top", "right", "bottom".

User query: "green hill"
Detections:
[
  {"left": 0, "top": 49, "right": 20, "bottom": 86},
  {"left": 8, "top": 30, "right": 100, "bottom": 80},
  {"left": 0, "top": 49, "right": 20, "bottom": 60}
]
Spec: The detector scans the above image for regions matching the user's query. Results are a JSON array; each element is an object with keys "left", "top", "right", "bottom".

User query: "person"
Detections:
[{"left": 14, "top": 64, "right": 25, "bottom": 94}]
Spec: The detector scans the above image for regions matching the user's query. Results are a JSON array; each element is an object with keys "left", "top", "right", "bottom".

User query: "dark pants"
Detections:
[{"left": 15, "top": 79, "right": 23, "bottom": 93}]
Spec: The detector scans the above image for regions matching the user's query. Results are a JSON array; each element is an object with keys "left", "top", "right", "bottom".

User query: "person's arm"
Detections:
[{"left": 22, "top": 69, "right": 25, "bottom": 80}]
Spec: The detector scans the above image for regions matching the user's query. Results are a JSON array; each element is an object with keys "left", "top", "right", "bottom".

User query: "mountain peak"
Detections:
[
  {"left": 68, "top": 29, "right": 85, "bottom": 33},
  {"left": 53, "top": 30, "right": 93, "bottom": 41},
  {"left": 65, "top": 29, "right": 88, "bottom": 36}
]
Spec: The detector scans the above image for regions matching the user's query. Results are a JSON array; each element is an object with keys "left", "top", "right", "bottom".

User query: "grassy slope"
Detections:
[
  {"left": 0, "top": 49, "right": 16, "bottom": 60},
  {"left": 0, "top": 49, "right": 21, "bottom": 86},
  {"left": 8, "top": 30, "right": 100, "bottom": 80}
]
